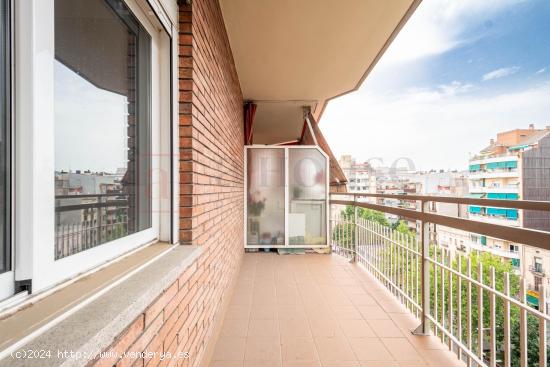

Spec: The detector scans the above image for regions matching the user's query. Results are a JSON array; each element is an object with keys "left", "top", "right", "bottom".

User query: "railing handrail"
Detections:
[
  {"left": 331, "top": 191, "right": 550, "bottom": 211},
  {"left": 55, "top": 200, "right": 129, "bottom": 213},
  {"left": 55, "top": 193, "right": 128, "bottom": 199},
  {"left": 330, "top": 195, "right": 550, "bottom": 252}
]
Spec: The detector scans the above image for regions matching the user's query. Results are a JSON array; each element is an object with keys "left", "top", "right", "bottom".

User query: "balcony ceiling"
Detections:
[{"left": 220, "top": 0, "right": 419, "bottom": 143}]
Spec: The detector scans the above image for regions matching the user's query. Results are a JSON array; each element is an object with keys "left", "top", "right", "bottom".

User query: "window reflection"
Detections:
[{"left": 54, "top": 0, "right": 151, "bottom": 259}]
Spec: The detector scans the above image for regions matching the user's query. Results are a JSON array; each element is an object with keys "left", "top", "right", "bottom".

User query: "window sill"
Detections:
[{"left": 0, "top": 244, "right": 201, "bottom": 366}]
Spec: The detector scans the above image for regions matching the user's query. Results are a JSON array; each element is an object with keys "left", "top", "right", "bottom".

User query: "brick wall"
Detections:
[
  {"left": 91, "top": 0, "right": 244, "bottom": 366},
  {"left": 177, "top": 0, "right": 245, "bottom": 364}
]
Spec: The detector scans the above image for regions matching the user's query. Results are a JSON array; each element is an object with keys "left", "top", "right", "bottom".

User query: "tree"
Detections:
[
  {"left": 393, "top": 219, "right": 413, "bottom": 236},
  {"left": 333, "top": 206, "right": 392, "bottom": 253},
  {"left": 361, "top": 208, "right": 391, "bottom": 227}
]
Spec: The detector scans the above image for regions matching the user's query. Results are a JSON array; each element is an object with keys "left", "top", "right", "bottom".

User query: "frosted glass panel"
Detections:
[
  {"left": 247, "top": 149, "right": 285, "bottom": 246},
  {"left": 288, "top": 149, "right": 327, "bottom": 246}
]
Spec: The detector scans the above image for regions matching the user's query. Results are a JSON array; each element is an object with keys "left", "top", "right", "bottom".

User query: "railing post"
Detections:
[
  {"left": 413, "top": 199, "right": 430, "bottom": 335},
  {"left": 98, "top": 196, "right": 103, "bottom": 244},
  {"left": 539, "top": 284, "right": 547, "bottom": 367},
  {"left": 353, "top": 204, "right": 358, "bottom": 263}
]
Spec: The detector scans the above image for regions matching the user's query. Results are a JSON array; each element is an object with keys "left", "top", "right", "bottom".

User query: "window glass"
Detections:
[
  {"left": 0, "top": 0, "right": 9, "bottom": 273},
  {"left": 288, "top": 149, "right": 327, "bottom": 246},
  {"left": 247, "top": 149, "right": 285, "bottom": 246},
  {"left": 54, "top": 0, "right": 151, "bottom": 259}
]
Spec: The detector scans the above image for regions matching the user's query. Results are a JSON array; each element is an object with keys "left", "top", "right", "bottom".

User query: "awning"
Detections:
[
  {"left": 466, "top": 193, "right": 485, "bottom": 198},
  {"left": 487, "top": 193, "right": 519, "bottom": 200},
  {"left": 487, "top": 207, "right": 507, "bottom": 216},
  {"left": 509, "top": 145, "right": 529, "bottom": 151},
  {"left": 486, "top": 161, "right": 517, "bottom": 170},
  {"left": 55, "top": 0, "right": 136, "bottom": 96},
  {"left": 468, "top": 206, "right": 482, "bottom": 213}
]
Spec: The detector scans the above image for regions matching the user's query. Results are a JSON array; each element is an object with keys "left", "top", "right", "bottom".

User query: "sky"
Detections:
[
  {"left": 320, "top": 0, "right": 550, "bottom": 172},
  {"left": 55, "top": 60, "right": 128, "bottom": 173}
]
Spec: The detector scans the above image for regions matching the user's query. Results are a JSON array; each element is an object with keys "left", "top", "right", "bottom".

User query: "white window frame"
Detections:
[
  {"left": 243, "top": 145, "right": 330, "bottom": 249},
  {"left": 0, "top": 0, "right": 12, "bottom": 302},
  {"left": 13, "top": 0, "right": 177, "bottom": 295}
]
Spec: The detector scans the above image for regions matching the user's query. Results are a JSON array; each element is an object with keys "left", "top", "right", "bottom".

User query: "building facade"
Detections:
[
  {"left": 468, "top": 125, "right": 550, "bottom": 306},
  {"left": 338, "top": 155, "right": 377, "bottom": 194}
]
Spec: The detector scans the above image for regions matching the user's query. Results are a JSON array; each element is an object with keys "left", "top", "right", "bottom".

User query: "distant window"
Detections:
[{"left": 534, "top": 257, "right": 543, "bottom": 272}]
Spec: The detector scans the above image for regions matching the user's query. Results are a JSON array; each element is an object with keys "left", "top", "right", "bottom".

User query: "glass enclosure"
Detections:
[
  {"left": 54, "top": 0, "right": 151, "bottom": 259},
  {"left": 246, "top": 146, "right": 328, "bottom": 248},
  {"left": 0, "top": 0, "right": 9, "bottom": 274}
]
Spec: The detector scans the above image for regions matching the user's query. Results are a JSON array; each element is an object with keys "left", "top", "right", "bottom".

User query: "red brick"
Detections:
[{"left": 93, "top": 1, "right": 244, "bottom": 366}]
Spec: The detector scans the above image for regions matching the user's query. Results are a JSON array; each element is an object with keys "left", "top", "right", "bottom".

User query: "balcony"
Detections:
[
  {"left": 468, "top": 185, "right": 520, "bottom": 194},
  {"left": 3, "top": 1, "right": 550, "bottom": 366},
  {"left": 318, "top": 192, "right": 550, "bottom": 367},
  {"left": 468, "top": 213, "right": 520, "bottom": 227},
  {"left": 3, "top": 192, "right": 549, "bottom": 367},
  {"left": 469, "top": 155, "right": 519, "bottom": 166},
  {"left": 469, "top": 242, "right": 520, "bottom": 260},
  {"left": 468, "top": 170, "right": 518, "bottom": 180},
  {"left": 530, "top": 265, "right": 545, "bottom": 278}
]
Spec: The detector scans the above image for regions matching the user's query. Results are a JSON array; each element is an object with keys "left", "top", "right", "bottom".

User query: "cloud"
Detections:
[
  {"left": 438, "top": 81, "right": 475, "bottom": 96},
  {"left": 482, "top": 66, "right": 520, "bottom": 81},
  {"left": 318, "top": 0, "right": 546, "bottom": 172},
  {"left": 381, "top": 0, "right": 526, "bottom": 66},
  {"left": 536, "top": 68, "right": 546, "bottom": 74},
  {"left": 320, "top": 82, "right": 550, "bottom": 171}
]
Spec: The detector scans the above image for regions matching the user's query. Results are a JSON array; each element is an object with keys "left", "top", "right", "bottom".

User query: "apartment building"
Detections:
[
  {"left": 338, "top": 155, "right": 470, "bottom": 234},
  {"left": 468, "top": 124, "right": 550, "bottom": 306},
  {"left": 339, "top": 155, "right": 377, "bottom": 193},
  {"left": 409, "top": 171, "right": 470, "bottom": 245},
  {"left": 339, "top": 155, "right": 419, "bottom": 224}
]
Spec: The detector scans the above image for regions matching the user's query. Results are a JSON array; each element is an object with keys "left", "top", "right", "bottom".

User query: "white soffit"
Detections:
[
  {"left": 219, "top": 0, "right": 418, "bottom": 104},
  {"left": 252, "top": 101, "right": 315, "bottom": 145}
]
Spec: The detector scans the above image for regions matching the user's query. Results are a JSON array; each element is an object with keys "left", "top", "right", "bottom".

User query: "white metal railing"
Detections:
[
  {"left": 468, "top": 170, "right": 519, "bottom": 180},
  {"left": 468, "top": 213, "right": 520, "bottom": 227},
  {"left": 330, "top": 192, "right": 550, "bottom": 367},
  {"left": 469, "top": 185, "right": 520, "bottom": 193},
  {"left": 469, "top": 242, "right": 520, "bottom": 260},
  {"left": 55, "top": 194, "right": 129, "bottom": 259}
]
